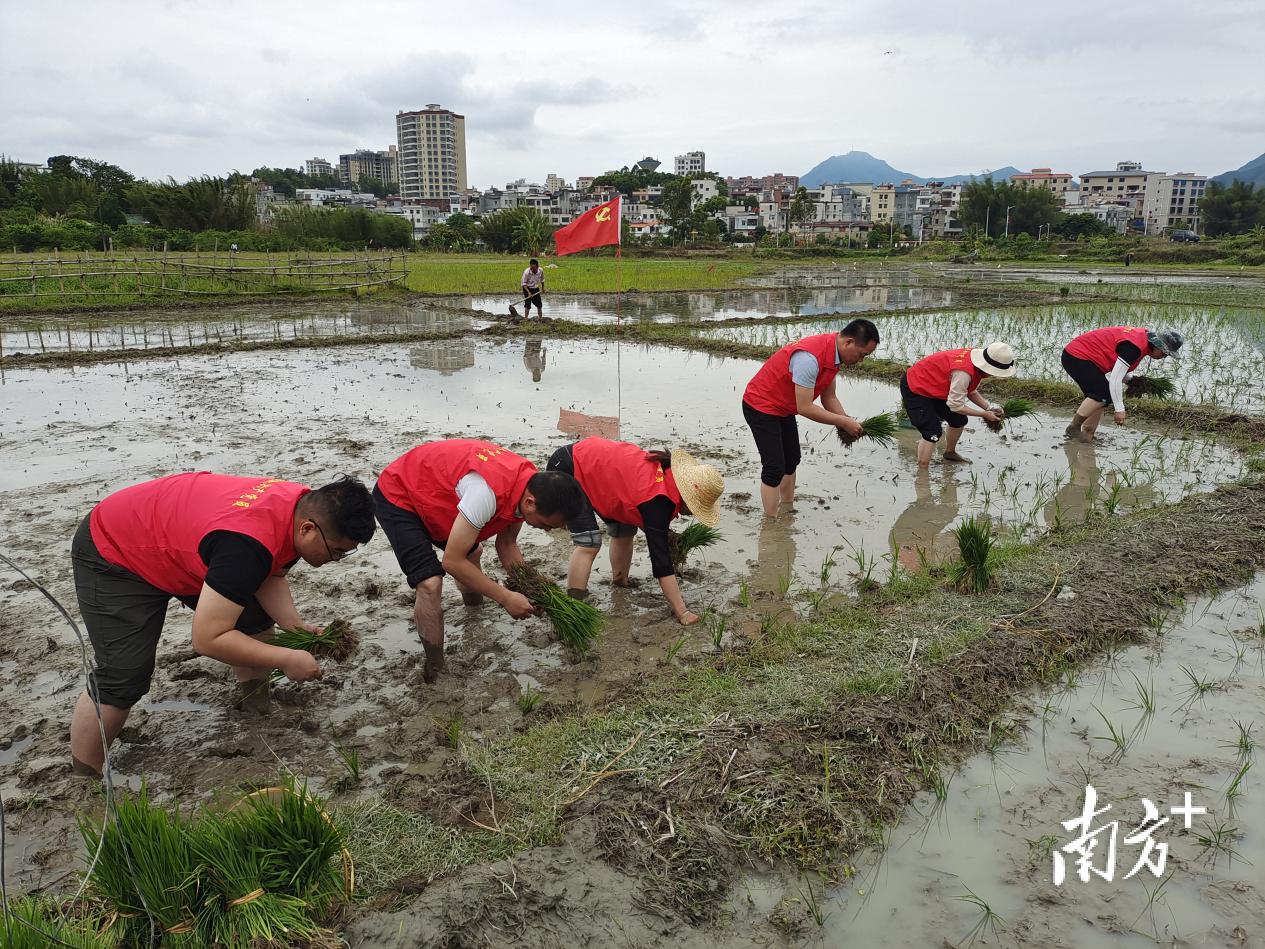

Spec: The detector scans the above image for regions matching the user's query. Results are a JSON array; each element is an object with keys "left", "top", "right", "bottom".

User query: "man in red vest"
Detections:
[
  {"left": 373, "top": 440, "right": 584, "bottom": 682},
  {"left": 901, "top": 343, "right": 1017, "bottom": 467},
  {"left": 546, "top": 438, "right": 725, "bottom": 625},
  {"left": 1062, "top": 326, "right": 1183, "bottom": 440},
  {"left": 69, "top": 473, "right": 375, "bottom": 777},
  {"left": 742, "top": 319, "right": 880, "bottom": 517}
]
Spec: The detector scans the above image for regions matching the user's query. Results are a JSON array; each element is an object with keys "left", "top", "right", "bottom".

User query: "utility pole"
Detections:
[{"left": 1004, "top": 205, "right": 1016, "bottom": 238}]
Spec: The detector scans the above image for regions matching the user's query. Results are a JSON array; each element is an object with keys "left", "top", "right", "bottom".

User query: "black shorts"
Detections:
[
  {"left": 742, "top": 401, "right": 801, "bottom": 487},
  {"left": 1062, "top": 349, "right": 1110, "bottom": 404},
  {"left": 522, "top": 287, "right": 543, "bottom": 311},
  {"left": 900, "top": 373, "right": 967, "bottom": 443},
  {"left": 71, "top": 515, "right": 274, "bottom": 709},
  {"left": 545, "top": 445, "right": 636, "bottom": 548},
  {"left": 372, "top": 484, "right": 449, "bottom": 588}
]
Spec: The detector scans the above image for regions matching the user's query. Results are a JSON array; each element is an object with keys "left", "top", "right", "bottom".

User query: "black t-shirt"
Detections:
[
  {"left": 638, "top": 496, "right": 679, "bottom": 579},
  {"left": 198, "top": 531, "right": 287, "bottom": 606},
  {"left": 1116, "top": 340, "right": 1142, "bottom": 366}
]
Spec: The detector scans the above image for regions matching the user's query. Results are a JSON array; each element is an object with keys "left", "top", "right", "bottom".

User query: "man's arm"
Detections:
[
  {"left": 253, "top": 574, "right": 309, "bottom": 632},
  {"left": 948, "top": 371, "right": 1000, "bottom": 419},
  {"left": 795, "top": 383, "right": 859, "bottom": 432},
  {"left": 494, "top": 520, "right": 526, "bottom": 571},
  {"left": 190, "top": 584, "right": 319, "bottom": 680},
  {"left": 443, "top": 516, "right": 535, "bottom": 618}
]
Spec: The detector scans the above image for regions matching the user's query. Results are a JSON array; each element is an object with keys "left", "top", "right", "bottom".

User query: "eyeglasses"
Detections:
[{"left": 312, "top": 520, "right": 356, "bottom": 561}]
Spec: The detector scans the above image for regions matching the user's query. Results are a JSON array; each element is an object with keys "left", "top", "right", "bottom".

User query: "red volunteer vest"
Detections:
[
  {"left": 743, "top": 332, "right": 841, "bottom": 416},
  {"left": 89, "top": 472, "right": 308, "bottom": 596},
  {"left": 571, "top": 438, "right": 683, "bottom": 527},
  {"left": 905, "top": 348, "right": 985, "bottom": 400},
  {"left": 377, "top": 440, "right": 536, "bottom": 543},
  {"left": 1065, "top": 326, "right": 1150, "bottom": 374}
]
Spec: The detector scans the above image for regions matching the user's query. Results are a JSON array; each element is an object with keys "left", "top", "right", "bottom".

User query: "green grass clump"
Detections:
[
  {"left": 507, "top": 563, "right": 604, "bottom": 655},
  {"left": 837, "top": 412, "right": 899, "bottom": 448},
  {"left": 669, "top": 522, "right": 723, "bottom": 570},
  {"left": 986, "top": 398, "right": 1037, "bottom": 432},
  {"left": 1125, "top": 375, "right": 1176, "bottom": 398},
  {"left": 0, "top": 898, "right": 117, "bottom": 949},
  {"left": 949, "top": 516, "right": 997, "bottom": 594}
]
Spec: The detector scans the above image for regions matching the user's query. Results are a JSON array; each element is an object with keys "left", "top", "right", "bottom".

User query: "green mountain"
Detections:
[{"left": 1212, "top": 152, "right": 1265, "bottom": 187}]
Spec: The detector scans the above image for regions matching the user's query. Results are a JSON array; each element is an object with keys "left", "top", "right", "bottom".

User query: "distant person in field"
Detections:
[
  {"left": 900, "top": 342, "right": 1017, "bottom": 467},
  {"left": 546, "top": 438, "right": 725, "bottom": 625},
  {"left": 742, "top": 319, "right": 881, "bottom": 517},
  {"left": 373, "top": 440, "right": 583, "bottom": 682},
  {"left": 514, "top": 257, "right": 545, "bottom": 319},
  {"left": 69, "top": 473, "right": 375, "bottom": 777},
  {"left": 1062, "top": 326, "right": 1182, "bottom": 440}
]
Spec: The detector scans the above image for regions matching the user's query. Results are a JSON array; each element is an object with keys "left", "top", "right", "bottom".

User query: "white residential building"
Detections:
[
  {"left": 390, "top": 204, "right": 448, "bottom": 239},
  {"left": 545, "top": 173, "right": 566, "bottom": 192},
  {"left": 1078, "top": 161, "right": 1154, "bottom": 214},
  {"left": 690, "top": 178, "right": 719, "bottom": 206},
  {"left": 1010, "top": 168, "right": 1075, "bottom": 194},
  {"left": 675, "top": 151, "right": 706, "bottom": 175},
  {"left": 397, "top": 104, "right": 468, "bottom": 201},
  {"left": 1142, "top": 173, "right": 1207, "bottom": 233},
  {"left": 304, "top": 157, "right": 333, "bottom": 178}
]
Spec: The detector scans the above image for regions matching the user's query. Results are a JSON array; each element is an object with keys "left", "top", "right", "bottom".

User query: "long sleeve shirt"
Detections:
[
  {"left": 946, "top": 370, "right": 996, "bottom": 414},
  {"left": 1107, "top": 341, "right": 1144, "bottom": 412}
]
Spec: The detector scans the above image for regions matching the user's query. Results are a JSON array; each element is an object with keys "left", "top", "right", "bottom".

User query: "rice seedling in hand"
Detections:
[
  {"left": 0, "top": 898, "right": 118, "bottom": 949},
  {"left": 985, "top": 398, "right": 1036, "bottom": 432},
  {"left": 668, "top": 522, "right": 722, "bottom": 570},
  {"left": 506, "top": 562, "right": 604, "bottom": 655},
  {"left": 78, "top": 785, "right": 201, "bottom": 946},
  {"left": 1126, "top": 375, "right": 1175, "bottom": 398},
  {"left": 948, "top": 516, "right": 996, "bottom": 594},
  {"left": 272, "top": 618, "right": 358, "bottom": 661},
  {"left": 837, "top": 412, "right": 899, "bottom": 448}
]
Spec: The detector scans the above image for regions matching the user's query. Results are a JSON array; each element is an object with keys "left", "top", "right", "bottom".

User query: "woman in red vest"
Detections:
[
  {"left": 901, "top": 343, "right": 1017, "bottom": 467},
  {"left": 1062, "top": 326, "right": 1183, "bottom": 440},
  {"left": 546, "top": 438, "right": 725, "bottom": 625},
  {"left": 373, "top": 440, "right": 584, "bottom": 682},
  {"left": 742, "top": 319, "right": 881, "bottom": 517},
  {"left": 68, "top": 473, "right": 375, "bottom": 777}
]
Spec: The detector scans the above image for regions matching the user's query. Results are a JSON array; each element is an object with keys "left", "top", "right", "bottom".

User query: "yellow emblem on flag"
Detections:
[{"left": 595, "top": 207, "right": 611, "bottom": 222}]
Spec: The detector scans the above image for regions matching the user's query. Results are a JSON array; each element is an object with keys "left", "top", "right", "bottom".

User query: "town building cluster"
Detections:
[{"left": 258, "top": 105, "right": 1210, "bottom": 242}]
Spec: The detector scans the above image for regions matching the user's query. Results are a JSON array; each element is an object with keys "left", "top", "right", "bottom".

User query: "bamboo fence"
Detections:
[{"left": 0, "top": 250, "right": 407, "bottom": 300}]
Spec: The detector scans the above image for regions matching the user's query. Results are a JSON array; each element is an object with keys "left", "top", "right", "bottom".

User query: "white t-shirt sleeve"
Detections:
[
  {"left": 788, "top": 350, "right": 820, "bottom": 388},
  {"left": 455, "top": 472, "right": 497, "bottom": 531},
  {"left": 946, "top": 370, "right": 973, "bottom": 412},
  {"left": 1107, "top": 357, "right": 1131, "bottom": 412}
]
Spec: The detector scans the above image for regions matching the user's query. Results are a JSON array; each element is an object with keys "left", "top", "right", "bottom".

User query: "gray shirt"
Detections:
[{"left": 788, "top": 344, "right": 841, "bottom": 388}]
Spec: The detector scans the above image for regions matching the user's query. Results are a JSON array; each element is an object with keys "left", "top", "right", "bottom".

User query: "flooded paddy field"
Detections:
[
  {"left": 823, "top": 574, "right": 1265, "bottom": 948},
  {"left": 1, "top": 282, "right": 1263, "bottom": 945},
  {"left": 700, "top": 301, "right": 1265, "bottom": 412}
]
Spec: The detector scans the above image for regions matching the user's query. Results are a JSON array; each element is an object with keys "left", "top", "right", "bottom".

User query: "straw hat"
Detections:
[
  {"left": 970, "top": 342, "right": 1017, "bottom": 378},
  {"left": 670, "top": 449, "right": 724, "bottom": 527}
]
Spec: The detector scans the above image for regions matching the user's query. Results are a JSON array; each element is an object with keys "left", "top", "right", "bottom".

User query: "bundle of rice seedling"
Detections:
[
  {"left": 668, "top": 522, "right": 722, "bottom": 570},
  {"left": 837, "top": 412, "right": 899, "bottom": 448},
  {"left": 985, "top": 398, "right": 1037, "bottom": 432},
  {"left": 0, "top": 898, "right": 117, "bottom": 949},
  {"left": 948, "top": 516, "right": 996, "bottom": 594},
  {"left": 1125, "top": 375, "right": 1175, "bottom": 398},
  {"left": 189, "top": 809, "right": 321, "bottom": 949},
  {"left": 78, "top": 785, "right": 201, "bottom": 946},
  {"left": 506, "top": 562, "right": 604, "bottom": 655},
  {"left": 270, "top": 619, "right": 358, "bottom": 679}
]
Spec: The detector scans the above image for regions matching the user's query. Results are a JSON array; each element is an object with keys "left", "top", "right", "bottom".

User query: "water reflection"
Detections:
[
  {"left": 523, "top": 337, "right": 546, "bottom": 382},
  {"left": 889, "top": 468, "right": 960, "bottom": 570},
  {"left": 409, "top": 338, "right": 475, "bottom": 375}
]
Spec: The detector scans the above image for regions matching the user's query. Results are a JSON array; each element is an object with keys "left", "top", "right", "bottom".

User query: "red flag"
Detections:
[{"left": 553, "top": 196, "right": 621, "bottom": 256}]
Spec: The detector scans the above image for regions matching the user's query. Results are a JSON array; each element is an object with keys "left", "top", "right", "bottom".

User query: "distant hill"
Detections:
[
  {"left": 800, "top": 150, "right": 1020, "bottom": 187},
  {"left": 1211, "top": 152, "right": 1265, "bottom": 187}
]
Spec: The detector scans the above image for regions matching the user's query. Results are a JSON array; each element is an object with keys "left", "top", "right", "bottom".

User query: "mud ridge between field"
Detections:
[{"left": 345, "top": 480, "right": 1265, "bottom": 947}]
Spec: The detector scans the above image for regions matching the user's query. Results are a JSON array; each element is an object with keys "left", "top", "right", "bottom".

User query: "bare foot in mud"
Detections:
[
  {"left": 942, "top": 451, "right": 971, "bottom": 463},
  {"left": 423, "top": 642, "right": 446, "bottom": 684},
  {"left": 460, "top": 590, "right": 485, "bottom": 606},
  {"left": 567, "top": 587, "right": 591, "bottom": 600},
  {"left": 233, "top": 679, "right": 271, "bottom": 714}
]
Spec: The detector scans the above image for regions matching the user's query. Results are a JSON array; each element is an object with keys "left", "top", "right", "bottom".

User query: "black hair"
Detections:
[
  {"left": 529, "top": 258, "right": 539, "bottom": 265},
  {"left": 526, "top": 470, "right": 584, "bottom": 520},
  {"left": 645, "top": 448, "right": 672, "bottom": 467},
  {"left": 299, "top": 475, "right": 376, "bottom": 543},
  {"left": 841, "top": 318, "right": 880, "bottom": 347}
]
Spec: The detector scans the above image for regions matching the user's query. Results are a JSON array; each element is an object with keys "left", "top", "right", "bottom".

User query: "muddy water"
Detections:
[
  {"left": 700, "top": 304, "right": 1265, "bottom": 412},
  {"left": 0, "top": 302, "right": 472, "bottom": 356},
  {"left": 817, "top": 574, "right": 1265, "bottom": 948},
  {"left": 942, "top": 265, "right": 1265, "bottom": 291},
  {"left": 0, "top": 336, "right": 1246, "bottom": 896},
  {"left": 465, "top": 284, "right": 957, "bottom": 324}
]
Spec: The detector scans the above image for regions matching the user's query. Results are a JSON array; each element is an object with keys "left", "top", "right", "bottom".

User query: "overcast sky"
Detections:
[{"left": 3, "top": 0, "right": 1262, "bottom": 187}]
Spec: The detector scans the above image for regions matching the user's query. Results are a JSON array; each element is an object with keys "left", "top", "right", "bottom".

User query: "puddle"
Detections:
[
  {"left": 0, "top": 302, "right": 472, "bottom": 356},
  {"left": 465, "top": 284, "right": 956, "bottom": 324},
  {"left": 699, "top": 303, "right": 1265, "bottom": 412},
  {"left": 0, "top": 734, "right": 35, "bottom": 767},
  {"left": 823, "top": 574, "right": 1265, "bottom": 947}
]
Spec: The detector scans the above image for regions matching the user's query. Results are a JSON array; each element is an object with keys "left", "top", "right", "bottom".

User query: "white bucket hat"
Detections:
[
  {"left": 670, "top": 449, "right": 725, "bottom": 527},
  {"left": 970, "top": 342, "right": 1017, "bottom": 378}
]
